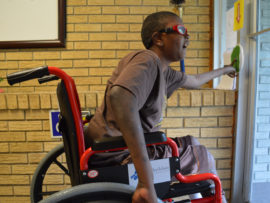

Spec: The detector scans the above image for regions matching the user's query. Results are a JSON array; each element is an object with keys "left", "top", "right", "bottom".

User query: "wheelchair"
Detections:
[{"left": 7, "top": 66, "right": 223, "bottom": 203}]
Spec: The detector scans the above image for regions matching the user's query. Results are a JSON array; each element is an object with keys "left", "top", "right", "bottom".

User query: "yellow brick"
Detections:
[
  {"left": 102, "top": 6, "right": 129, "bottom": 14},
  {"left": 0, "top": 110, "right": 24, "bottom": 120},
  {"left": 6, "top": 94, "right": 17, "bottom": 109},
  {"left": 10, "top": 142, "right": 43, "bottom": 152},
  {"left": 90, "top": 86, "right": 106, "bottom": 92},
  {"left": 185, "top": 58, "right": 209, "bottom": 67},
  {"left": 26, "top": 131, "right": 51, "bottom": 141},
  {"left": 44, "top": 142, "right": 62, "bottom": 152},
  {"left": 46, "top": 60, "right": 73, "bottom": 68},
  {"left": 117, "top": 33, "right": 141, "bottom": 41},
  {"left": 130, "top": 41, "right": 145, "bottom": 50},
  {"left": 116, "top": 15, "right": 143, "bottom": 23},
  {"left": 75, "top": 24, "right": 101, "bottom": 32},
  {"left": 102, "top": 42, "right": 129, "bottom": 49},
  {"left": 216, "top": 169, "right": 231, "bottom": 179},
  {"left": 67, "top": 15, "right": 88, "bottom": 23},
  {"left": 218, "top": 138, "right": 232, "bottom": 148},
  {"left": 35, "top": 86, "right": 56, "bottom": 92},
  {"left": 198, "top": 138, "right": 217, "bottom": 148},
  {"left": 79, "top": 93, "right": 85, "bottom": 108},
  {"left": 28, "top": 153, "right": 47, "bottom": 163},
  {"left": 0, "top": 186, "right": 13, "bottom": 195},
  {"left": 0, "top": 53, "right": 4, "bottom": 60},
  {"left": 199, "top": 50, "right": 210, "bottom": 57},
  {"left": 167, "top": 107, "right": 200, "bottom": 117},
  {"left": 90, "top": 33, "right": 117, "bottom": 41},
  {"left": 62, "top": 51, "right": 89, "bottom": 59},
  {"left": 162, "top": 118, "right": 183, "bottom": 128},
  {"left": 89, "top": 51, "right": 115, "bottom": 58},
  {"left": 0, "top": 196, "right": 30, "bottom": 202},
  {"left": 184, "top": 7, "right": 210, "bottom": 15},
  {"left": 217, "top": 159, "right": 232, "bottom": 169},
  {"left": 199, "top": 33, "right": 210, "bottom": 40},
  {"left": 219, "top": 117, "right": 233, "bottom": 127},
  {"left": 74, "top": 59, "right": 100, "bottom": 67},
  {"left": 74, "top": 6, "right": 101, "bottom": 14},
  {"left": 101, "top": 59, "right": 119, "bottom": 67},
  {"left": 117, "top": 51, "right": 131, "bottom": 58},
  {"left": 167, "top": 128, "right": 200, "bottom": 138},
  {"left": 225, "top": 91, "right": 235, "bottom": 105},
  {"left": 6, "top": 52, "right": 32, "bottom": 60},
  {"left": 199, "top": 15, "right": 210, "bottom": 23},
  {"left": 43, "top": 174, "right": 64, "bottom": 184},
  {"left": 184, "top": 118, "right": 217, "bottom": 127},
  {"left": 214, "top": 91, "right": 225, "bottom": 105},
  {"left": 115, "top": 0, "right": 142, "bottom": 5},
  {"left": 89, "top": 15, "right": 115, "bottom": 23},
  {"left": 43, "top": 120, "right": 50, "bottom": 131},
  {"left": 67, "top": 24, "right": 74, "bottom": 32},
  {"left": 186, "top": 23, "right": 210, "bottom": 32},
  {"left": 17, "top": 94, "right": 28, "bottom": 109},
  {"left": 167, "top": 92, "right": 178, "bottom": 107},
  {"left": 102, "top": 76, "right": 110, "bottom": 84},
  {"left": 0, "top": 154, "right": 27, "bottom": 164},
  {"left": 0, "top": 143, "right": 8, "bottom": 152},
  {"left": 33, "top": 52, "right": 60, "bottom": 60},
  {"left": 40, "top": 94, "right": 51, "bottom": 109},
  {"left": 143, "top": 0, "right": 168, "bottom": 5},
  {"left": 188, "top": 41, "right": 210, "bottom": 49},
  {"left": 182, "top": 15, "right": 198, "bottom": 23},
  {"left": 13, "top": 186, "right": 30, "bottom": 195},
  {"left": 29, "top": 94, "right": 40, "bottom": 109},
  {"left": 201, "top": 128, "right": 232, "bottom": 138},
  {"left": 67, "top": 33, "right": 89, "bottom": 41},
  {"left": 0, "top": 175, "right": 29, "bottom": 185},
  {"left": 102, "top": 24, "right": 129, "bottom": 32},
  {"left": 179, "top": 91, "right": 191, "bottom": 106},
  {"left": 88, "top": 0, "right": 114, "bottom": 5},
  {"left": 9, "top": 121, "right": 42, "bottom": 131},
  {"left": 191, "top": 91, "right": 202, "bottom": 106},
  {"left": 0, "top": 94, "right": 7, "bottom": 109},
  {"left": 51, "top": 95, "right": 59, "bottom": 109},
  {"left": 67, "top": 0, "right": 86, "bottom": 5},
  {"left": 86, "top": 93, "right": 97, "bottom": 108},
  {"left": 0, "top": 131, "right": 25, "bottom": 141},
  {"left": 90, "top": 68, "right": 114, "bottom": 76},
  {"left": 0, "top": 61, "right": 18, "bottom": 69},
  {"left": 130, "top": 7, "right": 156, "bottom": 14},
  {"left": 186, "top": 50, "right": 198, "bottom": 58},
  {"left": 74, "top": 42, "right": 101, "bottom": 50},
  {"left": 209, "top": 149, "right": 232, "bottom": 159},
  {"left": 202, "top": 91, "right": 213, "bottom": 106},
  {"left": 47, "top": 184, "right": 71, "bottom": 192},
  {"left": 74, "top": 76, "right": 101, "bottom": 85},
  {"left": 0, "top": 165, "right": 11, "bottom": 174},
  {"left": 198, "top": 0, "right": 210, "bottom": 6},
  {"left": 202, "top": 107, "right": 233, "bottom": 116},
  {"left": 64, "top": 68, "right": 88, "bottom": 77},
  {"left": 130, "top": 24, "right": 142, "bottom": 32}
]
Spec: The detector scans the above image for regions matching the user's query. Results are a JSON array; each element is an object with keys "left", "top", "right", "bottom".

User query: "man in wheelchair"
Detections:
[{"left": 84, "top": 11, "right": 236, "bottom": 203}]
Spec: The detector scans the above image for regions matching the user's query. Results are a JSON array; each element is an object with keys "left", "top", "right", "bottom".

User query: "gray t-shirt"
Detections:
[{"left": 87, "top": 49, "right": 186, "bottom": 141}]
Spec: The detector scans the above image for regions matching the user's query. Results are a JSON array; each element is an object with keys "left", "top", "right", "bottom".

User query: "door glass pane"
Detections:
[{"left": 251, "top": 0, "right": 270, "bottom": 202}]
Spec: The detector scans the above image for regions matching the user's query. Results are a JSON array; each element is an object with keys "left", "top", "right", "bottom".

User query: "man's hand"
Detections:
[{"left": 132, "top": 186, "right": 158, "bottom": 203}]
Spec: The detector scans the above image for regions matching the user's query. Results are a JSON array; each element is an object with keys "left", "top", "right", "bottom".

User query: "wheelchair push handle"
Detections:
[
  {"left": 38, "top": 75, "right": 59, "bottom": 84},
  {"left": 7, "top": 66, "right": 50, "bottom": 85}
]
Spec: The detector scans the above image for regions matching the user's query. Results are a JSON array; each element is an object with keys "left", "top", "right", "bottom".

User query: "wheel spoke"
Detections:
[{"left": 53, "top": 159, "right": 70, "bottom": 176}]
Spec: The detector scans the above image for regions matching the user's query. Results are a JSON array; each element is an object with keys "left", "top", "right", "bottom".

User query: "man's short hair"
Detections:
[{"left": 141, "top": 11, "right": 179, "bottom": 49}]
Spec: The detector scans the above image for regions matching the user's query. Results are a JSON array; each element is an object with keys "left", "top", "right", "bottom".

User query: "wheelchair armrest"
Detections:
[{"left": 92, "top": 131, "right": 167, "bottom": 151}]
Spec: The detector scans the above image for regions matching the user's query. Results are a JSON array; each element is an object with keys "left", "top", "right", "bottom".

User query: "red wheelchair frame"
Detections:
[{"left": 7, "top": 66, "right": 222, "bottom": 203}]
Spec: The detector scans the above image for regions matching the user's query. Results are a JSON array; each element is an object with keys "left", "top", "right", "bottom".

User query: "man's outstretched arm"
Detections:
[{"left": 110, "top": 85, "right": 158, "bottom": 203}]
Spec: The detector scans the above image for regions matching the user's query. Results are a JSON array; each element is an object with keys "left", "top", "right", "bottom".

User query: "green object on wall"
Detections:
[
  {"left": 231, "top": 45, "right": 240, "bottom": 72},
  {"left": 0, "top": 77, "right": 3, "bottom": 82}
]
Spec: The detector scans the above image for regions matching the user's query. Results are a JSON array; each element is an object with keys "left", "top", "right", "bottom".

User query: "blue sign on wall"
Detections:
[{"left": 49, "top": 110, "right": 61, "bottom": 138}]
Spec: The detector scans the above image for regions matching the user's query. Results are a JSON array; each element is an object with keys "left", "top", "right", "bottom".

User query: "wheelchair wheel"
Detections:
[
  {"left": 31, "top": 143, "right": 70, "bottom": 203},
  {"left": 39, "top": 182, "right": 134, "bottom": 203}
]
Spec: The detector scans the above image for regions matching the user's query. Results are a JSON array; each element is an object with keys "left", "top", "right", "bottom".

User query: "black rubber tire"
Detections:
[
  {"left": 30, "top": 143, "right": 69, "bottom": 203},
  {"left": 39, "top": 182, "right": 134, "bottom": 203}
]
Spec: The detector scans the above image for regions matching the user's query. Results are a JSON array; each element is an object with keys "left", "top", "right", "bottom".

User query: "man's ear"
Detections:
[{"left": 151, "top": 32, "right": 164, "bottom": 47}]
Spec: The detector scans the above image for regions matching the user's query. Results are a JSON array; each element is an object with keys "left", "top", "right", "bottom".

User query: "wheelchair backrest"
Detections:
[{"left": 57, "top": 80, "right": 83, "bottom": 186}]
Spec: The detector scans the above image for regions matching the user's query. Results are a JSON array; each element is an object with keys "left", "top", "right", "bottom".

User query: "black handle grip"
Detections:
[
  {"left": 7, "top": 66, "right": 50, "bottom": 85},
  {"left": 38, "top": 75, "right": 59, "bottom": 84}
]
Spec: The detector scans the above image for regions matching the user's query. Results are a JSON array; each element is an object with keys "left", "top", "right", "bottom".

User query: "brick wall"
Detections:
[{"left": 0, "top": 0, "right": 236, "bottom": 202}]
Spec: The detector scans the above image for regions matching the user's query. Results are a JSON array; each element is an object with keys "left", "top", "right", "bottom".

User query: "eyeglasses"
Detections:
[{"left": 159, "top": 24, "right": 188, "bottom": 36}]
